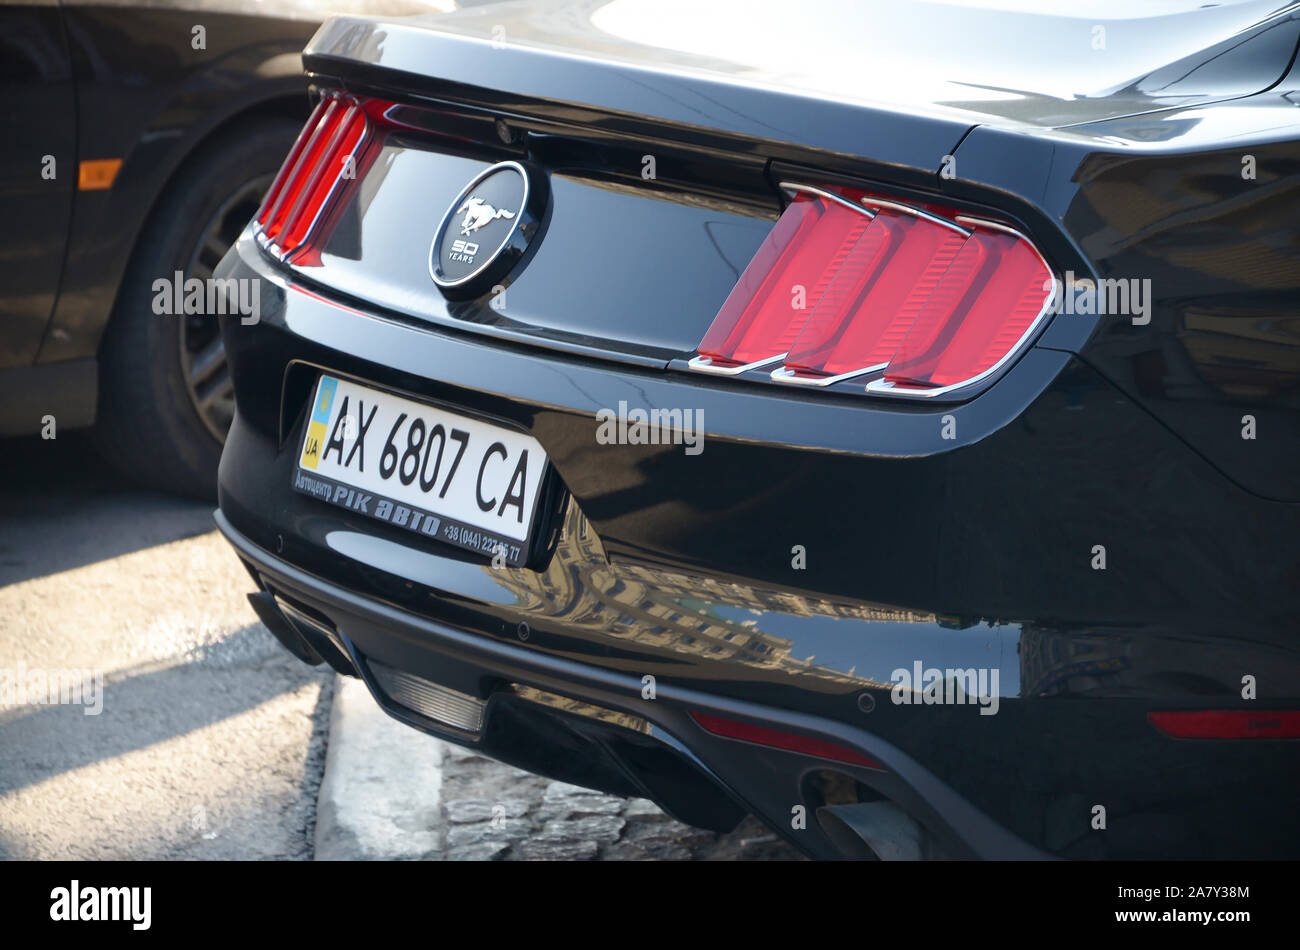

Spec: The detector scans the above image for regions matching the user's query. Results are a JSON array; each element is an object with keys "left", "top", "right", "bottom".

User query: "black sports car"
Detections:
[{"left": 215, "top": 0, "right": 1300, "bottom": 859}]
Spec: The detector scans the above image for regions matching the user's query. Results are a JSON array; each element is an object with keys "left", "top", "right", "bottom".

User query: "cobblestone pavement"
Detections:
[{"left": 435, "top": 741, "right": 803, "bottom": 861}]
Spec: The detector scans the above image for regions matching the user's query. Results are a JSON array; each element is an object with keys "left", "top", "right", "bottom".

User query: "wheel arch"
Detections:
[
  {"left": 91, "top": 90, "right": 309, "bottom": 351},
  {"left": 36, "top": 62, "right": 312, "bottom": 373}
]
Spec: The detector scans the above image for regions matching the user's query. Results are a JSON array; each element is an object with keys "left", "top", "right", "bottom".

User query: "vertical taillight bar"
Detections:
[
  {"left": 252, "top": 93, "right": 386, "bottom": 266},
  {"left": 257, "top": 98, "right": 328, "bottom": 231}
]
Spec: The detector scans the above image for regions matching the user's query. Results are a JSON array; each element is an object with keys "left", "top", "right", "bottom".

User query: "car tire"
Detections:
[{"left": 94, "top": 117, "right": 299, "bottom": 500}]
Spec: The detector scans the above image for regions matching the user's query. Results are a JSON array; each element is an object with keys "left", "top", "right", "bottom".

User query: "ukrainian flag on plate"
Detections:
[{"left": 299, "top": 375, "right": 338, "bottom": 470}]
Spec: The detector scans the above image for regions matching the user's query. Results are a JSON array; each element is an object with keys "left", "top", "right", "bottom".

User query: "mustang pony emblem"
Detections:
[{"left": 456, "top": 196, "right": 516, "bottom": 235}]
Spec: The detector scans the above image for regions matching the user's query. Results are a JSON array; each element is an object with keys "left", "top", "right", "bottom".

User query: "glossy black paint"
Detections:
[
  {"left": 947, "top": 54, "right": 1300, "bottom": 502},
  {"left": 217, "top": 506, "right": 1047, "bottom": 859},
  {"left": 310, "top": 135, "right": 778, "bottom": 363},
  {"left": 305, "top": 1, "right": 1300, "bottom": 149},
  {"left": 218, "top": 1, "right": 1300, "bottom": 859},
  {"left": 301, "top": 3, "right": 1300, "bottom": 499},
  {"left": 217, "top": 232, "right": 1299, "bottom": 858}
]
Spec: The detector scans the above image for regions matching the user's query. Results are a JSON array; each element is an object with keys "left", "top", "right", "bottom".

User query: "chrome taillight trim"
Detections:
[
  {"left": 687, "top": 352, "right": 789, "bottom": 376},
  {"left": 956, "top": 214, "right": 1053, "bottom": 276},
  {"left": 769, "top": 362, "right": 887, "bottom": 387},
  {"left": 777, "top": 182, "right": 877, "bottom": 219},
  {"left": 858, "top": 195, "right": 971, "bottom": 237}
]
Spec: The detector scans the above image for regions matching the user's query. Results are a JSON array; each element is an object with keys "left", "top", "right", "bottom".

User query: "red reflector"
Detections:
[
  {"left": 691, "top": 183, "right": 1056, "bottom": 396},
  {"left": 690, "top": 711, "right": 883, "bottom": 769},
  {"left": 1148, "top": 710, "right": 1300, "bottom": 739}
]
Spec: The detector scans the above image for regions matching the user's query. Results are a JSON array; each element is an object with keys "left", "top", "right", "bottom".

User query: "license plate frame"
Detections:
[{"left": 291, "top": 371, "right": 563, "bottom": 568}]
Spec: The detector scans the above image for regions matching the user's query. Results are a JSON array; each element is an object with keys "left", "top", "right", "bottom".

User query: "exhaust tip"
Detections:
[{"left": 817, "top": 801, "right": 929, "bottom": 861}]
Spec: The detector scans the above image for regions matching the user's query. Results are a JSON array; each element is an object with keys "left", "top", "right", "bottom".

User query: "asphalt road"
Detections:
[{"left": 0, "top": 433, "right": 331, "bottom": 859}]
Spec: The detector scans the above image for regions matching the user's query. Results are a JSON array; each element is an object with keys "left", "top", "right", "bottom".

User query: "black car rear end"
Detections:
[{"left": 215, "top": 2, "right": 1300, "bottom": 859}]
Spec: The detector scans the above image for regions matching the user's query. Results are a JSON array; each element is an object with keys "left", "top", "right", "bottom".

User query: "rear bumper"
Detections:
[
  {"left": 215, "top": 231, "right": 1300, "bottom": 859},
  {"left": 216, "top": 507, "right": 1046, "bottom": 860}
]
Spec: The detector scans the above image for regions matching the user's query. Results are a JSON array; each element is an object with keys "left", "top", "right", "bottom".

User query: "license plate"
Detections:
[{"left": 293, "top": 374, "right": 547, "bottom": 566}]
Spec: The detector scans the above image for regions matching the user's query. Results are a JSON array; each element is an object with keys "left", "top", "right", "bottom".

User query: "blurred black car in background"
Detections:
[{"left": 0, "top": 0, "right": 434, "bottom": 496}]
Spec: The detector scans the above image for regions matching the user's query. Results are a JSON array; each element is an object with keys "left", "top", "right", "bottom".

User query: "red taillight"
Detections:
[
  {"left": 697, "top": 192, "right": 868, "bottom": 371},
  {"left": 254, "top": 93, "right": 389, "bottom": 266},
  {"left": 690, "top": 183, "right": 1056, "bottom": 396},
  {"left": 690, "top": 711, "right": 884, "bottom": 769},
  {"left": 1148, "top": 710, "right": 1300, "bottom": 739}
]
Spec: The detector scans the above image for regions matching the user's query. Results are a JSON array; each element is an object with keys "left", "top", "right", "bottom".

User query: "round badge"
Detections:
[{"left": 429, "top": 160, "right": 546, "bottom": 297}]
